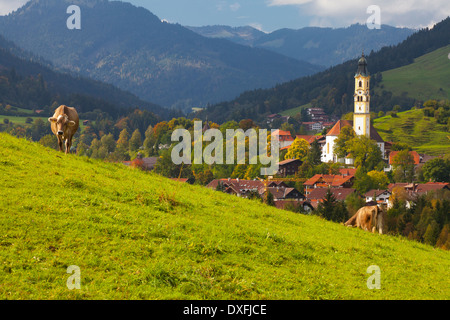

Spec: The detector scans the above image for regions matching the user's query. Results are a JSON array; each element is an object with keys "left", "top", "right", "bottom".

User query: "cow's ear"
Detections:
[
  {"left": 68, "top": 121, "right": 76, "bottom": 127},
  {"left": 48, "top": 117, "right": 57, "bottom": 123}
]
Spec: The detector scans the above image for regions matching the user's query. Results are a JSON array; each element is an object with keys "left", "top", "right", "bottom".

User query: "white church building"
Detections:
[{"left": 322, "top": 53, "right": 385, "bottom": 164}]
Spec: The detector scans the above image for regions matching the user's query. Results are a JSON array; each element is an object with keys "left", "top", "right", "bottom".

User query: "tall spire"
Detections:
[{"left": 356, "top": 51, "right": 369, "bottom": 76}]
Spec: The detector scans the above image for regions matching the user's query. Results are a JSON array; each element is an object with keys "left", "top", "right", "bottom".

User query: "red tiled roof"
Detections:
[
  {"left": 339, "top": 168, "right": 357, "bottom": 176},
  {"left": 326, "top": 120, "right": 384, "bottom": 142},
  {"left": 272, "top": 130, "right": 293, "bottom": 136},
  {"left": 364, "top": 189, "right": 391, "bottom": 198},
  {"left": 307, "top": 188, "right": 356, "bottom": 201},
  {"left": 206, "top": 179, "right": 265, "bottom": 193},
  {"left": 415, "top": 183, "right": 450, "bottom": 194},
  {"left": 278, "top": 158, "right": 302, "bottom": 166},
  {"left": 388, "top": 183, "right": 449, "bottom": 195},
  {"left": 304, "top": 174, "right": 354, "bottom": 187},
  {"left": 326, "top": 120, "right": 353, "bottom": 136}
]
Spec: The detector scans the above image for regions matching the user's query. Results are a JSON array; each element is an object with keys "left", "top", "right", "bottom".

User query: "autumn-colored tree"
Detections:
[
  {"left": 285, "top": 138, "right": 309, "bottom": 161},
  {"left": 392, "top": 149, "right": 415, "bottom": 182},
  {"left": 333, "top": 125, "right": 355, "bottom": 159},
  {"left": 194, "top": 169, "right": 214, "bottom": 186},
  {"left": 436, "top": 225, "right": 450, "bottom": 250},
  {"left": 239, "top": 119, "right": 255, "bottom": 131},
  {"left": 100, "top": 133, "right": 116, "bottom": 154},
  {"left": 367, "top": 170, "right": 389, "bottom": 190},
  {"left": 346, "top": 135, "right": 383, "bottom": 171},
  {"left": 129, "top": 129, "right": 142, "bottom": 154},
  {"left": 113, "top": 128, "right": 130, "bottom": 161}
]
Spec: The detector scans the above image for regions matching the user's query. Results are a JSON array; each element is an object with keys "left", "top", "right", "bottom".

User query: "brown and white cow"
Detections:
[
  {"left": 48, "top": 105, "right": 79, "bottom": 154},
  {"left": 344, "top": 205, "right": 385, "bottom": 234}
]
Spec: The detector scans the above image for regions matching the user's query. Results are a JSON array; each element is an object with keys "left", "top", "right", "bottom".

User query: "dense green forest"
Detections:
[{"left": 197, "top": 17, "right": 450, "bottom": 123}]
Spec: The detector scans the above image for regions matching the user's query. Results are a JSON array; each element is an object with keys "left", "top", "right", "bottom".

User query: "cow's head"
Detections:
[{"left": 48, "top": 115, "right": 76, "bottom": 137}]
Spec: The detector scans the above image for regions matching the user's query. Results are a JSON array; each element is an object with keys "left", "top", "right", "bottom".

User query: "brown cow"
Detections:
[
  {"left": 345, "top": 205, "right": 385, "bottom": 234},
  {"left": 48, "top": 105, "right": 79, "bottom": 154}
]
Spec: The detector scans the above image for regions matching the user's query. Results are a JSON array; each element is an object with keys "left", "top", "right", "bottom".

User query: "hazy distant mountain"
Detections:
[
  {"left": 186, "top": 25, "right": 266, "bottom": 47},
  {"left": 0, "top": 33, "right": 168, "bottom": 118},
  {"left": 190, "top": 24, "right": 416, "bottom": 67},
  {"left": 0, "top": 0, "right": 321, "bottom": 112}
]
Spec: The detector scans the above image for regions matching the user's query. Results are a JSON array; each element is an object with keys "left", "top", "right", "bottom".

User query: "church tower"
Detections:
[{"left": 353, "top": 53, "right": 371, "bottom": 137}]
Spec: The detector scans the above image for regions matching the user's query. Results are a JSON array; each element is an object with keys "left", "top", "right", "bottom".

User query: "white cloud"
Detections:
[
  {"left": 248, "top": 22, "right": 268, "bottom": 33},
  {"left": 267, "top": 0, "right": 450, "bottom": 28},
  {"left": 229, "top": 2, "right": 241, "bottom": 12},
  {"left": 0, "top": 0, "right": 28, "bottom": 15}
]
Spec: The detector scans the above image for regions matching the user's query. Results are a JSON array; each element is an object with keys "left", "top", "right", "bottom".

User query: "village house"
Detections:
[
  {"left": 365, "top": 189, "right": 392, "bottom": 205},
  {"left": 277, "top": 158, "right": 303, "bottom": 177},
  {"left": 272, "top": 129, "right": 295, "bottom": 149},
  {"left": 385, "top": 150, "right": 437, "bottom": 172},
  {"left": 123, "top": 153, "right": 159, "bottom": 171},
  {"left": 207, "top": 178, "right": 263, "bottom": 197},
  {"left": 206, "top": 178, "right": 305, "bottom": 204},
  {"left": 306, "top": 188, "right": 357, "bottom": 209},
  {"left": 277, "top": 134, "right": 325, "bottom": 153},
  {"left": 387, "top": 182, "right": 450, "bottom": 208},
  {"left": 302, "top": 122, "right": 323, "bottom": 132},
  {"left": 303, "top": 174, "right": 355, "bottom": 195},
  {"left": 260, "top": 186, "right": 305, "bottom": 201},
  {"left": 266, "top": 114, "right": 290, "bottom": 125}
]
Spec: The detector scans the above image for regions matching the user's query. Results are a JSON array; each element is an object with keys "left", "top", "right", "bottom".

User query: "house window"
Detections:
[{"left": 359, "top": 81, "right": 362, "bottom": 88}]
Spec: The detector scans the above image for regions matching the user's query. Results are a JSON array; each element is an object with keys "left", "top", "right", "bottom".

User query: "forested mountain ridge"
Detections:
[
  {"left": 196, "top": 17, "right": 450, "bottom": 124},
  {"left": 189, "top": 24, "right": 415, "bottom": 67},
  {"left": 0, "top": 34, "right": 172, "bottom": 119},
  {"left": 0, "top": 0, "right": 321, "bottom": 112}
]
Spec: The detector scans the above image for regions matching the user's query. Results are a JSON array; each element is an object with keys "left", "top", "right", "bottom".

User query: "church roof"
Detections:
[
  {"left": 356, "top": 53, "right": 369, "bottom": 76},
  {"left": 326, "top": 120, "right": 384, "bottom": 143},
  {"left": 326, "top": 120, "right": 353, "bottom": 136}
]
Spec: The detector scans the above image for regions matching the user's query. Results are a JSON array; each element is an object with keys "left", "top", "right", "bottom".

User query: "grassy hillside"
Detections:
[
  {"left": 375, "top": 45, "right": 450, "bottom": 101},
  {"left": 280, "top": 103, "right": 311, "bottom": 117},
  {"left": 373, "top": 108, "right": 450, "bottom": 155},
  {"left": 0, "top": 133, "right": 449, "bottom": 300}
]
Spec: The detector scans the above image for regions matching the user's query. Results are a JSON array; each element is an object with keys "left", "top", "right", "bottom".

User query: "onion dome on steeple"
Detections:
[{"left": 356, "top": 51, "right": 369, "bottom": 76}]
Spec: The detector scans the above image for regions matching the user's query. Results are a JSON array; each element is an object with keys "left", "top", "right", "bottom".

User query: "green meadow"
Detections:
[
  {"left": 0, "top": 133, "right": 449, "bottom": 300},
  {"left": 280, "top": 103, "right": 312, "bottom": 117},
  {"left": 375, "top": 45, "right": 450, "bottom": 101},
  {"left": 373, "top": 108, "right": 450, "bottom": 155}
]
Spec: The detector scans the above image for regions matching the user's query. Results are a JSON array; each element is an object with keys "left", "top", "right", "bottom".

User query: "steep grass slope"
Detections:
[
  {"left": 0, "top": 133, "right": 449, "bottom": 300},
  {"left": 375, "top": 45, "right": 450, "bottom": 101},
  {"left": 373, "top": 108, "right": 450, "bottom": 155}
]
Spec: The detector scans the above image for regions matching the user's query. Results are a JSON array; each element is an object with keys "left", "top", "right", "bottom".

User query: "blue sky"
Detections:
[
  {"left": 127, "top": 0, "right": 450, "bottom": 32},
  {"left": 1, "top": 0, "right": 450, "bottom": 32},
  {"left": 128, "top": 0, "right": 310, "bottom": 32}
]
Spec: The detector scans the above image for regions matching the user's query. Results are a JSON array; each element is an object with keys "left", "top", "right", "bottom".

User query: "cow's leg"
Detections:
[
  {"left": 58, "top": 136, "right": 64, "bottom": 152},
  {"left": 65, "top": 138, "right": 71, "bottom": 154}
]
